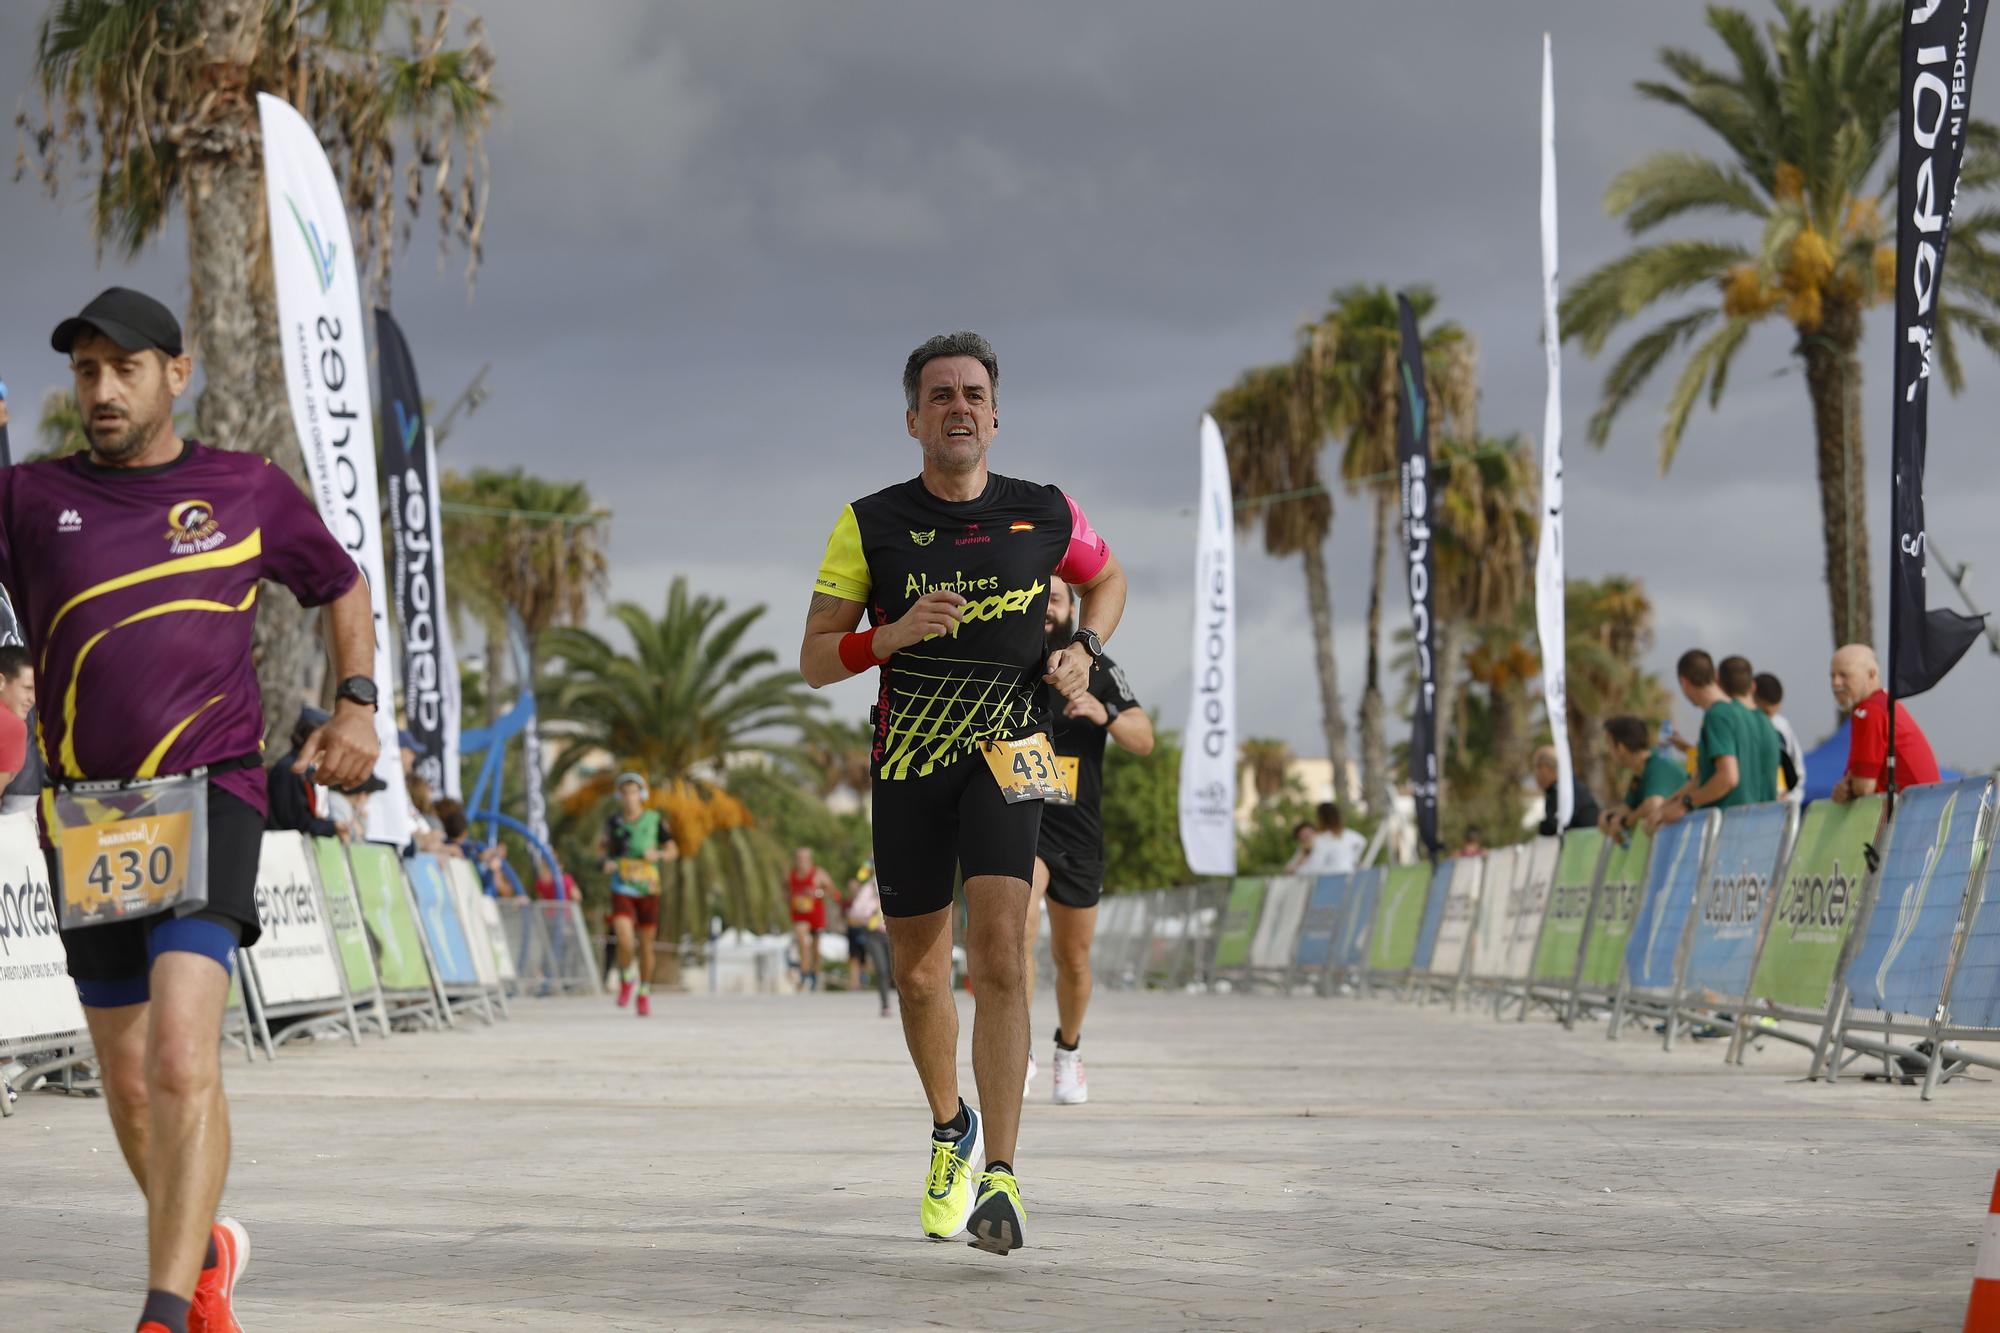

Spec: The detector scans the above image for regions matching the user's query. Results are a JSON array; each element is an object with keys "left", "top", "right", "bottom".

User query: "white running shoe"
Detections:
[
  {"left": 1052, "top": 1046, "right": 1087, "bottom": 1104},
  {"left": 1024, "top": 1052, "right": 1037, "bottom": 1098}
]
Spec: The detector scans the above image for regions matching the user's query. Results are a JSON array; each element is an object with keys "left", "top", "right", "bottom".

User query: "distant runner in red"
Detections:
[
  {"left": 788, "top": 846, "right": 836, "bottom": 992},
  {"left": 1829, "top": 643, "right": 1941, "bottom": 801},
  {"left": 1, "top": 288, "right": 381, "bottom": 1333}
]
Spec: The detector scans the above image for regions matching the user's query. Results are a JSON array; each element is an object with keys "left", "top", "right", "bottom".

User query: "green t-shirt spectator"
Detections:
[
  {"left": 1627, "top": 749, "right": 1686, "bottom": 808},
  {"left": 1734, "top": 700, "right": 1782, "bottom": 804}
]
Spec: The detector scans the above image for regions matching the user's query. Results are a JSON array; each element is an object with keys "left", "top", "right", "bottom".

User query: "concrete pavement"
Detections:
[{"left": 3, "top": 987, "right": 1994, "bottom": 1331}]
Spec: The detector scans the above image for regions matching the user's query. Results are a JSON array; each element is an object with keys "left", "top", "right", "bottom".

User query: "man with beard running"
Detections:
[
  {"left": 4, "top": 288, "right": 381, "bottom": 1333},
  {"left": 1024, "top": 575, "right": 1152, "bottom": 1105},
  {"left": 800, "top": 331, "right": 1126, "bottom": 1256}
]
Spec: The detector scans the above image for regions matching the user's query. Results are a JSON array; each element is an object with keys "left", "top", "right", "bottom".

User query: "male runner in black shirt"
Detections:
[
  {"left": 800, "top": 331, "right": 1126, "bottom": 1255},
  {"left": 1028, "top": 574, "right": 1152, "bottom": 1106}
]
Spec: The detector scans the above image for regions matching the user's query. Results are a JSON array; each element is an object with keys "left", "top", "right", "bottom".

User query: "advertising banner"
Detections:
[
  {"left": 1411, "top": 858, "right": 1454, "bottom": 973},
  {"left": 1537, "top": 31, "right": 1574, "bottom": 828},
  {"left": 445, "top": 857, "right": 502, "bottom": 989},
  {"left": 1395, "top": 296, "right": 1440, "bottom": 853},
  {"left": 1340, "top": 866, "right": 1384, "bottom": 970},
  {"left": 1429, "top": 856, "right": 1487, "bottom": 981},
  {"left": 1178, "top": 416, "right": 1237, "bottom": 875},
  {"left": 1624, "top": 813, "right": 1715, "bottom": 993},
  {"left": 346, "top": 842, "right": 434, "bottom": 993},
  {"left": 245, "top": 832, "right": 344, "bottom": 1007},
  {"left": 406, "top": 853, "right": 478, "bottom": 988},
  {"left": 1212, "top": 878, "right": 1267, "bottom": 972},
  {"left": 1847, "top": 777, "right": 1991, "bottom": 1014},
  {"left": 1681, "top": 803, "right": 1793, "bottom": 1004},
  {"left": 0, "top": 814, "right": 85, "bottom": 1047},
  {"left": 1248, "top": 875, "right": 1311, "bottom": 971},
  {"left": 1470, "top": 845, "right": 1523, "bottom": 977},
  {"left": 1578, "top": 831, "right": 1652, "bottom": 991},
  {"left": 310, "top": 837, "right": 379, "bottom": 998},
  {"left": 1294, "top": 874, "right": 1350, "bottom": 972},
  {"left": 1749, "top": 796, "right": 1883, "bottom": 1010},
  {"left": 1942, "top": 822, "right": 2000, "bottom": 1028},
  {"left": 1532, "top": 831, "right": 1604, "bottom": 982},
  {"left": 1369, "top": 863, "right": 1433, "bottom": 973},
  {"left": 1498, "top": 838, "right": 1560, "bottom": 981}
]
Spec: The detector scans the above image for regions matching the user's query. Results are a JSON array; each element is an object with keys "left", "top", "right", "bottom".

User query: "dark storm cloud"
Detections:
[{"left": 3, "top": 1, "right": 1997, "bottom": 776}]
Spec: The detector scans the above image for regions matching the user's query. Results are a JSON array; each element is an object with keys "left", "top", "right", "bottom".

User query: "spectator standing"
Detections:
[
  {"left": 1718, "top": 656, "right": 1786, "bottom": 800},
  {"left": 1283, "top": 821, "right": 1319, "bottom": 875},
  {"left": 1308, "top": 802, "right": 1367, "bottom": 874},
  {"left": 1753, "top": 673, "right": 1806, "bottom": 805},
  {"left": 1458, "top": 827, "right": 1485, "bottom": 858},
  {"left": 0, "top": 645, "right": 39, "bottom": 815},
  {"left": 1534, "top": 745, "right": 1600, "bottom": 837},
  {"left": 265, "top": 708, "right": 341, "bottom": 838},
  {"left": 1598, "top": 716, "right": 1688, "bottom": 838},
  {"left": 1830, "top": 644, "right": 1941, "bottom": 802},
  {"left": 1649, "top": 650, "right": 1777, "bottom": 831}
]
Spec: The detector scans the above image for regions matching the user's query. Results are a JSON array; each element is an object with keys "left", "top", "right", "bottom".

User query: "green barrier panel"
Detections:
[
  {"left": 1578, "top": 831, "right": 1653, "bottom": 990},
  {"left": 1532, "top": 830, "right": 1605, "bottom": 982},
  {"left": 1212, "top": 878, "right": 1267, "bottom": 970},
  {"left": 346, "top": 842, "right": 434, "bottom": 992},
  {"left": 1368, "top": 863, "right": 1433, "bottom": 972},
  {"left": 1749, "top": 795, "right": 1882, "bottom": 1010},
  {"left": 312, "top": 838, "right": 378, "bottom": 996}
]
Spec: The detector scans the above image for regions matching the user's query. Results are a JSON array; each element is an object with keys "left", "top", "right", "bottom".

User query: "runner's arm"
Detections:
[
  {"left": 1107, "top": 704, "right": 1154, "bottom": 756},
  {"left": 801, "top": 589, "right": 965, "bottom": 687},
  {"left": 295, "top": 579, "right": 381, "bottom": 790},
  {"left": 1046, "top": 550, "right": 1128, "bottom": 701}
]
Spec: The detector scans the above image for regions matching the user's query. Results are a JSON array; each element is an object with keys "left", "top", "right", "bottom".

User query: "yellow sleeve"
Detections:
[{"left": 813, "top": 505, "right": 870, "bottom": 602}]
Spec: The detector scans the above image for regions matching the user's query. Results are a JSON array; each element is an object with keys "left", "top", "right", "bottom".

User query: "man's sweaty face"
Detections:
[{"left": 908, "top": 356, "right": 995, "bottom": 470}]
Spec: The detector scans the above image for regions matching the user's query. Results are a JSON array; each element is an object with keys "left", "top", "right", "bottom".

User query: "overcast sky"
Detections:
[{"left": 5, "top": 1, "right": 1999, "bottom": 777}]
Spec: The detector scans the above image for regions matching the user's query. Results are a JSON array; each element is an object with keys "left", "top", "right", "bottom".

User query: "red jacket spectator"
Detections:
[{"left": 1830, "top": 644, "right": 1940, "bottom": 801}]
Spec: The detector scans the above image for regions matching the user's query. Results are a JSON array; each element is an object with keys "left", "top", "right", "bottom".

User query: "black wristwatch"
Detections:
[
  {"left": 335, "top": 675, "right": 380, "bottom": 710},
  {"left": 1101, "top": 700, "right": 1122, "bottom": 727},
  {"left": 1069, "top": 628, "right": 1104, "bottom": 661}
]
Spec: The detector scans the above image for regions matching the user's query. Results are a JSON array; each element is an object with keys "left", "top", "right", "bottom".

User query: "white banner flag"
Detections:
[
  {"left": 258, "top": 93, "right": 410, "bottom": 845},
  {"left": 1536, "top": 35, "right": 1574, "bottom": 830},
  {"left": 1178, "top": 415, "right": 1237, "bottom": 876}
]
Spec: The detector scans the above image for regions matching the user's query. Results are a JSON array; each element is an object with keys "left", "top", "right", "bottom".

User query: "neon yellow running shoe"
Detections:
[
  {"left": 920, "top": 1104, "right": 983, "bottom": 1240},
  {"left": 966, "top": 1168, "right": 1028, "bottom": 1255}
]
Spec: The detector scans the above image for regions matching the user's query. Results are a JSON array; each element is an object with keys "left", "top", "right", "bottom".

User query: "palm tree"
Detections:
[
  {"left": 542, "top": 581, "right": 824, "bottom": 941},
  {"left": 33, "top": 389, "right": 87, "bottom": 459},
  {"left": 23, "top": 0, "right": 496, "bottom": 743},
  {"left": 1300, "top": 285, "right": 1477, "bottom": 817},
  {"left": 441, "top": 467, "right": 611, "bottom": 710},
  {"left": 1209, "top": 363, "right": 1350, "bottom": 799},
  {"left": 793, "top": 716, "right": 874, "bottom": 802},
  {"left": 1239, "top": 737, "right": 1295, "bottom": 804},
  {"left": 1432, "top": 435, "right": 1539, "bottom": 769},
  {"left": 1562, "top": 0, "right": 2000, "bottom": 651},
  {"left": 1562, "top": 576, "right": 1670, "bottom": 797}
]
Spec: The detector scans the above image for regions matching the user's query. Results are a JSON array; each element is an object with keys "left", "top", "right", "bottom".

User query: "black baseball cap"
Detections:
[{"left": 51, "top": 287, "right": 184, "bottom": 358}]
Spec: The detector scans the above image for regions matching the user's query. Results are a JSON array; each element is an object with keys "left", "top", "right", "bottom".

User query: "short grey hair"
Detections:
[{"left": 903, "top": 331, "right": 998, "bottom": 411}]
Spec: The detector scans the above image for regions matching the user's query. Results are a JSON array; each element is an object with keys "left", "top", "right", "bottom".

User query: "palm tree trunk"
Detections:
[
  {"left": 1298, "top": 535, "right": 1351, "bottom": 805},
  {"left": 1565, "top": 697, "right": 1604, "bottom": 807},
  {"left": 188, "top": 0, "right": 323, "bottom": 747},
  {"left": 1434, "top": 619, "right": 1469, "bottom": 778},
  {"left": 1489, "top": 672, "right": 1525, "bottom": 789},
  {"left": 1359, "top": 488, "right": 1392, "bottom": 817},
  {"left": 1800, "top": 310, "right": 1873, "bottom": 650}
]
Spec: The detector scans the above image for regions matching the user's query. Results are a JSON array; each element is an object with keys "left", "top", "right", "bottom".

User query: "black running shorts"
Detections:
[
  {"left": 1040, "top": 847, "right": 1105, "bottom": 911},
  {"left": 872, "top": 756, "right": 1042, "bottom": 918},
  {"left": 56, "top": 783, "right": 267, "bottom": 984}
]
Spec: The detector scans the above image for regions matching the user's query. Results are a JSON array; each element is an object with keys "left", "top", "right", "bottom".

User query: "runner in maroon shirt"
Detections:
[{"left": 0, "top": 288, "right": 380, "bottom": 1333}]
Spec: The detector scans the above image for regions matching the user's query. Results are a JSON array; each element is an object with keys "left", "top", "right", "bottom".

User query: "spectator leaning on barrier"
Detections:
[
  {"left": 1283, "top": 820, "right": 1319, "bottom": 875},
  {"left": 1598, "top": 715, "right": 1687, "bottom": 839},
  {"left": 0, "top": 643, "right": 39, "bottom": 815},
  {"left": 1754, "top": 672, "right": 1805, "bottom": 806},
  {"left": 265, "top": 708, "right": 342, "bottom": 839},
  {"left": 1718, "top": 655, "right": 1786, "bottom": 800},
  {"left": 1310, "top": 802, "right": 1367, "bottom": 874},
  {"left": 1533, "top": 744, "right": 1599, "bottom": 837},
  {"left": 1649, "top": 649, "right": 1777, "bottom": 832},
  {"left": 1830, "top": 643, "right": 1941, "bottom": 803}
]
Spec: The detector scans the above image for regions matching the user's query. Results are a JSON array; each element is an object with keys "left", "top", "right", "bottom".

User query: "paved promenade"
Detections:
[{"left": 4, "top": 988, "right": 1993, "bottom": 1331}]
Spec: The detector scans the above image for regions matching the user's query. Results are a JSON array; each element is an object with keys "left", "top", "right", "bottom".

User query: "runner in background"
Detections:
[
  {"left": 787, "top": 846, "right": 836, "bottom": 992},
  {"left": 4, "top": 287, "right": 380, "bottom": 1333},
  {"left": 601, "top": 773, "right": 678, "bottom": 1016},
  {"left": 844, "top": 859, "right": 894, "bottom": 1016},
  {"left": 1025, "top": 574, "right": 1151, "bottom": 1106}
]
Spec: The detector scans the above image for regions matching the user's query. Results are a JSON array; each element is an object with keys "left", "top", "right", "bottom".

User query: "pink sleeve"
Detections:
[{"left": 1055, "top": 492, "right": 1110, "bottom": 584}]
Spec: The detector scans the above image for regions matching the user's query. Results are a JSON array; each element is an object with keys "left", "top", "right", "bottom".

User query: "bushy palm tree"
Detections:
[
  {"left": 1209, "top": 362, "right": 1350, "bottom": 800},
  {"left": 1239, "top": 737, "right": 1295, "bottom": 805},
  {"left": 1299, "top": 285, "right": 1476, "bottom": 817},
  {"left": 542, "top": 581, "right": 824, "bottom": 941},
  {"left": 23, "top": 0, "right": 497, "bottom": 742},
  {"left": 1563, "top": 0, "right": 2000, "bottom": 650},
  {"left": 1433, "top": 435, "right": 1539, "bottom": 767},
  {"left": 1563, "top": 576, "right": 1671, "bottom": 797},
  {"left": 442, "top": 466, "right": 611, "bottom": 707}
]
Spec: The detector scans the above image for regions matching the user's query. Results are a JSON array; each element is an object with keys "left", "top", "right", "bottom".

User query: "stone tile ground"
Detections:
[{"left": 4, "top": 989, "right": 1992, "bottom": 1330}]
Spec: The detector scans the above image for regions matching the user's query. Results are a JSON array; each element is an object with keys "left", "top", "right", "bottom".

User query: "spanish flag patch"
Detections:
[{"left": 1009, "top": 522, "right": 1034, "bottom": 533}]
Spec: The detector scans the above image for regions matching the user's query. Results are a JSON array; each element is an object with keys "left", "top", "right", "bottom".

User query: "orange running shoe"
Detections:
[{"left": 189, "top": 1216, "right": 249, "bottom": 1333}]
